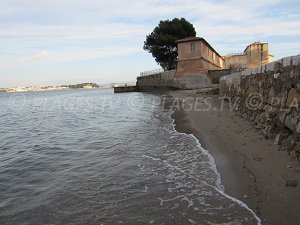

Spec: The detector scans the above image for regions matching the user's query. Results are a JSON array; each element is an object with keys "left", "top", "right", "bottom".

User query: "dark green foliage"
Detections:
[
  {"left": 143, "top": 18, "right": 196, "bottom": 71},
  {"left": 61, "top": 83, "right": 99, "bottom": 89}
]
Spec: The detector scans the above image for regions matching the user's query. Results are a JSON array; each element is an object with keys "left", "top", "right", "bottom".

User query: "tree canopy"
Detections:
[{"left": 143, "top": 18, "right": 196, "bottom": 71}]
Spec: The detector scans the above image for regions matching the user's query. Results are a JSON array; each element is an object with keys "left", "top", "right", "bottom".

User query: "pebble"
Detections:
[
  {"left": 243, "top": 195, "right": 249, "bottom": 199},
  {"left": 253, "top": 157, "right": 262, "bottom": 162}
]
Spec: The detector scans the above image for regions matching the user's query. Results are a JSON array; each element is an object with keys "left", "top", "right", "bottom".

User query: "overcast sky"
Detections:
[{"left": 0, "top": 0, "right": 299, "bottom": 87}]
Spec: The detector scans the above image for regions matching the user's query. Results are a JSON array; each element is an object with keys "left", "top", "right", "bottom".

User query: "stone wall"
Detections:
[
  {"left": 137, "top": 70, "right": 175, "bottom": 91},
  {"left": 208, "top": 69, "right": 231, "bottom": 84},
  {"left": 137, "top": 70, "right": 212, "bottom": 91},
  {"left": 220, "top": 54, "right": 300, "bottom": 158}
]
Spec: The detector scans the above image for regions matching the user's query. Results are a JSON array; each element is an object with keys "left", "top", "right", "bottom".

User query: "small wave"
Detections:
[{"left": 167, "top": 109, "right": 262, "bottom": 225}]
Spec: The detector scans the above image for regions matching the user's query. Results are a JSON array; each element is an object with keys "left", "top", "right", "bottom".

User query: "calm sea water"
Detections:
[{"left": 0, "top": 89, "right": 260, "bottom": 225}]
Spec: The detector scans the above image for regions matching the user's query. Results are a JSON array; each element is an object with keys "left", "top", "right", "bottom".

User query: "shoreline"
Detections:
[{"left": 169, "top": 90, "right": 300, "bottom": 225}]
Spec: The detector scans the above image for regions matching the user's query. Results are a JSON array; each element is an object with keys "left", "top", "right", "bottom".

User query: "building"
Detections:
[
  {"left": 223, "top": 42, "right": 274, "bottom": 69},
  {"left": 176, "top": 37, "right": 225, "bottom": 77},
  {"left": 175, "top": 37, "right": 274, "bottom": 77}
]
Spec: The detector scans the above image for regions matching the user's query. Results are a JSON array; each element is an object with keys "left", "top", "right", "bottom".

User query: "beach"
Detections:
[{"left": 170, "top": 90, "right": 300, "bottom": 225}]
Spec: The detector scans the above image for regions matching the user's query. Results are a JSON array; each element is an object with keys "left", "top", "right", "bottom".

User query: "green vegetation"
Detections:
[
  {"left": 143, "top": 18, "right": 196, "bottom": 71},
  {"left": 61, "top": 83, "right": 99, "bottom": 89}
]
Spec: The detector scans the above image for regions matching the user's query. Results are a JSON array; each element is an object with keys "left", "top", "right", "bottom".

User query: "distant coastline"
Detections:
[{"left": 0, "top": 83, "right": 113, "bottom": 93}]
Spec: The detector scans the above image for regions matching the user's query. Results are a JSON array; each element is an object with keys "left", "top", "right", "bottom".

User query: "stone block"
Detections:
[
  {"left": 296, "top": 121, "right": 300, "bottom": 135},
  {"left": 260, "top": 112, "right": 270, "bottom": 124},
  {"left": 242, "top": 68, "right": 252, "bottom": 76},
  {"left": 286, "top": 88, "right": 300, "bottom": 109},
  {"left": 266, "top": 61, "right": 276, "bottom": 72},
  {"left": 273, "top": 73, "right": 281, "bottom": 79},
  {"left": 282, "top": 56, "right": 292, "bottom": 67},
  {"left": 280, "top": 135, "right": 296, "bottom": 151},
  {"left": 284, "top": 111, "right": 299, "bottom": 132},
  {"left": 267, "top": 87, "right": 275, "bottom": 105},
  {"left": 274, "top": 133, "right": 284, "bottom": 145},
  {"left": 278, "top": 110, "right": 288, "bottom": 124},
  {"left": 296, "top": 83, "right": 300, "bottom": 93},
  {"left": 292, "top": 54, "right": 300, "bottom": 66}
]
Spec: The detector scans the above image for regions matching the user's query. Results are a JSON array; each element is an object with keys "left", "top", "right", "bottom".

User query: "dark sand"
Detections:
[{"left": 170, "top": 90, "right": 300, "bottom": 225}]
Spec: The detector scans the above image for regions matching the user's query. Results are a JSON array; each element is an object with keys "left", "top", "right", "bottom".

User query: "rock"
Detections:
[
  {"left": 296, "top": 121, "right": 300, "bottom": 135},
  {"left": 268, "top": 87, "right": 275, "bottom": 105},
  {"left": 289, "top": 70, "right": 295, "bottom": 79},
  {"left": 250, "top": 112, "right": 257, "bottom": 122},
  {"left": 274, "top": 133, "right": 285, "bottom": 145},
  {"left": 273, "top": 79, "right": 282, "bottom": 95},
  {"left": 264, "top": 104, "right": 270, "bottom": 111},
  {"left": 260, "top": 112, "right": 270, "bottom": 124},
  {"left": 273, "top": 73, "right": 281, "bottom": 79},
  {"left": 289, "top": 149, "right": 300, "bottom": 160},
  {"left": 286, "top": 88, "right": 300, "bottom": 109},
  {"left": 285, "top": 81, "right": 293, "bottom": 91},
  {"left": 284, "top": 111, "right": 299, "bottom": 132},
  {"left": 262, "top": 125, "right": 272, "bottom": 139},
  {"left": 278, "top": 111, "right": 288, "bottom": 124},
  {"left": 280, "top": 136, "right": 296, "bottom": 151},
  {"left": 296, "top": 83, "right": 300, "bottom": 93},
  {"left": 267, "top": 106, "right": 277, "bottom": 117},
  {"left": 273, "top": 89, "right": 288, "bottom": 107},
  {"left": 255, "top": 113, "right": 261, "bottom": 124},
  {"left": 285, "top": 180, "right": 298, "bottom": 187}
]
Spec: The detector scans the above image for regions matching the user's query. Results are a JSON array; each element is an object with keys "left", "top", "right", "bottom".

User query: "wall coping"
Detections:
[{"left": 220, "top": 54, "right": 300, "bottom": 82}]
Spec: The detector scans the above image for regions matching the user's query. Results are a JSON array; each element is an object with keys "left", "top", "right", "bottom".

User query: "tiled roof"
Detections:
[
  {"left": 176, "top": 36, "right": 223, "bottom": 59},
  {"left": 175, "top": 37, "right": 203, "bottom": 43}
]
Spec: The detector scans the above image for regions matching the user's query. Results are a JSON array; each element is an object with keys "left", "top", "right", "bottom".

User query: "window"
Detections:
[{"left": 191, "top": 42, "right": 196, "bottom": 52}]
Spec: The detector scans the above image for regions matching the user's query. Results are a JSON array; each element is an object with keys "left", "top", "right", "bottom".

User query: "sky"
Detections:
[{"left": 0, "top": 0, "right": 299, "bottom": 88}]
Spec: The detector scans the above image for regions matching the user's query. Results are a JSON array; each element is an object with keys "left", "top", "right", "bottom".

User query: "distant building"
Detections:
[
  {"left": 223, "top": 42, "right": 274, "bottom": 69},
  {"left": 175, "top": 37, "right": 274, "bottom": 77}
]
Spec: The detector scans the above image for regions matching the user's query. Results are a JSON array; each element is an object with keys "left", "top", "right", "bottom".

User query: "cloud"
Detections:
[
  {"left": 17, "top": 50, "right": 50, "bottom": 63},
  {"left": 0, "top": 46, "right": 142, "bottom": 67},
  {"left": 0, "top": 0, "right": 299, "bottom": 86}
]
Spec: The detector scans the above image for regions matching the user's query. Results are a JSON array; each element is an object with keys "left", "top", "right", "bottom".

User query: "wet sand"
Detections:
[{"left": 170, "top": 90, "right": 300, "bottom": 225}]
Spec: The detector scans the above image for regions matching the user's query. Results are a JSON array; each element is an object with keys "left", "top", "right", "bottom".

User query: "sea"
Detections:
[{"left": 0, "top": 89, "right": 261, "bottom": 225}]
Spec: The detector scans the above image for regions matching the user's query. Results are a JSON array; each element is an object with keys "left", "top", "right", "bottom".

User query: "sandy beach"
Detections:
[{"left": 170, "top": 90, "right": 300, "bottom": 225}]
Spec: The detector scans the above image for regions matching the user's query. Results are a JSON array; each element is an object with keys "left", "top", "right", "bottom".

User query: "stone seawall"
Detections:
[
  {"left": 137, "top": 70, "right": 175, "bottom": 91},
  {"left": 220, "top": 54, "right": 300, "bottom": 158},
  {"left": 114, "top": 86, "right": 138, "bottom": 93},
  {"left": 137, "top": 70, "right": 212, "bottom": 91}
]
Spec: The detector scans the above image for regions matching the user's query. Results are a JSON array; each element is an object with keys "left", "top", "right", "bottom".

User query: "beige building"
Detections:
[
  {"left": 176, "top": 37, "right": 225, "bottom": 77},
  {"left": 175, "top": 37, "right": 274, "bottom": 77},
  {"left": 223, "top": 42, "right": 274, "bottom": 69}
]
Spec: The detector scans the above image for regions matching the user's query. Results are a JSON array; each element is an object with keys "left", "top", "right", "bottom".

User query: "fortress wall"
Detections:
[
  {"left": 137, "top": 70, "right": 213, "bottom": 91},
  {"left": 220, "top": 54, "right": 300, "bottom": 158}
]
